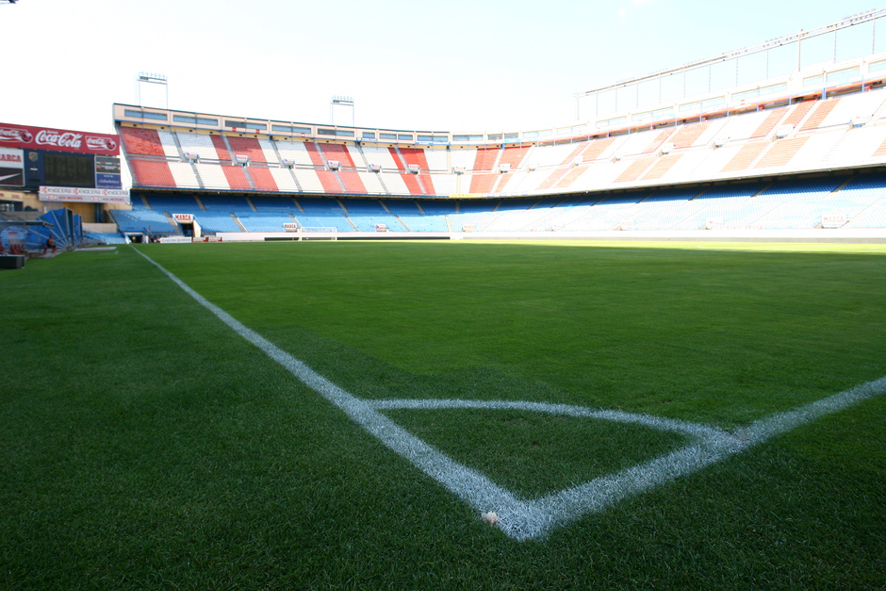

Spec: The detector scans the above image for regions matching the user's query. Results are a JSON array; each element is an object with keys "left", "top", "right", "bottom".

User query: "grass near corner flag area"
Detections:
[{"left": 1, "top": 240, "right": 885, "bottom": 590}]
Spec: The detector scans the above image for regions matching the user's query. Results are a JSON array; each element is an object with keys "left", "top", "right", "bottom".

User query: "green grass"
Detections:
[{"left": 1, "top": 240, "right": 885, "bottom": 590}]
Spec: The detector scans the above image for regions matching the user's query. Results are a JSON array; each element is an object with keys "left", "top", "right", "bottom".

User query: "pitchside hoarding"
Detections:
[
  {"left": 38, "top": 186, "right": 130, "bottom": 204},
  {"left": 822, "top": 213, "right": 847, "bottom": 228},
  {"left": 0, "top": 190, "right": 25, "bottom": 201}
]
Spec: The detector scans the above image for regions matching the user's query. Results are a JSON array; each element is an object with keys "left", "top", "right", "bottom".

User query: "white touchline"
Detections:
[{"left": 134, "top": 247, "right": 886, "bottom": 541}]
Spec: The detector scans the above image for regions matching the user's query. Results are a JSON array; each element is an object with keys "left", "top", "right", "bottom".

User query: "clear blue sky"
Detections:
[{"left": 3, "top": 0, "right": 881, "bottom": 135}]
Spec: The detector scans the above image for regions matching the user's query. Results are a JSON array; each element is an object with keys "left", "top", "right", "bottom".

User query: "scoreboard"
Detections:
[
  {"left": 25, "top": 151, "right": 121, "bottom": 189},
  {"left": 43, "top": 152, "right": 96, "bottom": 188},
  {"left": 0, "top": 122, "right": 122, "bottom": 194}
]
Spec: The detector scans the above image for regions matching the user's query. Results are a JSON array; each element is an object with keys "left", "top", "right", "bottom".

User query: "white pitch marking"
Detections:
[
  {"left": 368, "top": 398, "right": 731, "bottom": 441},
  {"left": 134, "top": 247, "right": 886, "bottom": 541},
  {"left": 133, "top": 248, "right": 528, "bottom": 518}
]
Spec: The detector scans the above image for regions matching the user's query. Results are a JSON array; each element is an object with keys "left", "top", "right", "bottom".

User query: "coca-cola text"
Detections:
[{"left": 36, "top": 130, "right": 83, "bottom": 149}]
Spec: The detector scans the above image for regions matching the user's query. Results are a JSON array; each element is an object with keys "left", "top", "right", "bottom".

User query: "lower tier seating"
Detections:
[{"left": 109, "top": 173, "right": 886, "bottom": 235}]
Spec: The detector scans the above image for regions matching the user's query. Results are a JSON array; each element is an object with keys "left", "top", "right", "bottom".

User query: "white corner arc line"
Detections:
[
  {"left": 133, "top": 248, "right": 526, "bottom": 519},
  {"left": 133, "top": 247, "right": 886, "bottom": 541}
]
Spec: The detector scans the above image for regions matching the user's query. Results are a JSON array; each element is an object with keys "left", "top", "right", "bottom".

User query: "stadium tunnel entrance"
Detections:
[{"left": 172, "top": 213, "right": 201, "bottom": 238}]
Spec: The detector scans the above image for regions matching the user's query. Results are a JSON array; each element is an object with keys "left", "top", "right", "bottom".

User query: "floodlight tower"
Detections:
[
  {"left": 330, "top": 96, "right": 355, "bottom": 127},
  {"left": 136, "top": 72, "right": 168, "bottom": 109}
]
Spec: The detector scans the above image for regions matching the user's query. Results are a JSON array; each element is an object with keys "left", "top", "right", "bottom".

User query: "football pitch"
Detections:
[{"left": 2, "top": 240, "right": 885, "bottom": 589}]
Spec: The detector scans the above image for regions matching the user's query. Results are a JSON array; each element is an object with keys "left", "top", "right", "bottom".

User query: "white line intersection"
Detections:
[{"left": 136, "top": 248, "right": 886, "bottom": 541}]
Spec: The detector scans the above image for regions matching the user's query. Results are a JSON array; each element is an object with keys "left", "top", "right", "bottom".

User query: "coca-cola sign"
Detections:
[
  {"left": 87, "top": 137, "right": 117, "bottom": 151},
  {"left": 0, "top": 128, "right": 33, "bottom": 144},
  {"left": 0, "top": 122, "right": 118, "bottom": 156},
  {"left": 36, "top": 130, "right": 82, "bottom": 149}
]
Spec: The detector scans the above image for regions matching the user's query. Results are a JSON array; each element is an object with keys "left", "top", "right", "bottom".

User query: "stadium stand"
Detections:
[
  {"left": 130, "top": 160, "right": 177, "bottom": 188},
  {"left": 109, "top": 209, "right": 177, "bottom": 234},
  {"left": 147, "top": 194, "right": 201, "bottom": 213},
  {"left": 194, "top": 212, "right": 243, "bottom": 233},
  {"left": 238, "top": 214, "right": 296, "bottom": 233},
  {"left": 119, "top": 127, "right": 168, "bottom": 156},
  {"left": 294, "top": 197, "right": 354, "bottom": 232},
  {"left": 383, "top": 199, "right": 449, "bottom": 232},
  {"left": 110, "top": 23, "right": 886, "bottom": 239}
]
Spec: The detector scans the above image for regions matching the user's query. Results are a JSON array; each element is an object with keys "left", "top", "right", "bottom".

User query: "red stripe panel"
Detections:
[
  {"left": 338, "top": 170, "right": 367, "bottom": 193},
  {"left": 120, "top": 128, "right": 165, "bottom": 157},
  {"left": 499, "top": 146, "right": 531, "bottom": 167},
  {"left": 399, "top": 148, "right": 434, "bottom": 194},
  {"left": 472, "top": 148, "right": 500, "bottom": 171},
  {"left": 303, "top": 142, "right": 342, "bottom": 192},
  {"left": 130, "top": 159, "right": 176, "bottom": 188},
  {"left": 316, "top": 170, "right": 343, "bottom": 193},
  {"left": 318, "top": 143, "right": 356, "bottom": 167},
  {"left": 387, "top": 148, "right": 422, "bottom": 195},
  {"left": 221, "top": 165, "right": 251, "bottom": 191},
  {"left": 210, "top": 135, "right": 232, "bottom": 161},
  {"left": 227, "top": 136, "right": 268, "bottom": 164},
  {"left": 248, "top": 167, "right": 278, "bottom": 191},
  {"left": 303, "top": 142, "right": 327, "bottom": 166},
  {"left": 399, "top": 173, "right": 423, "bottom": 195},
  {"left": 470, "top": 173, "right": 497, "bottom": 194}
]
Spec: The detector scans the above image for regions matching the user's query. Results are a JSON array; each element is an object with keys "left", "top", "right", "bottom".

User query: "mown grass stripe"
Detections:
[
  {"left": 133, "top": 246, "right": 886, "bottom": 541},
  {"left": 132, "top": 247, "right": 524, "bottom": 524}
]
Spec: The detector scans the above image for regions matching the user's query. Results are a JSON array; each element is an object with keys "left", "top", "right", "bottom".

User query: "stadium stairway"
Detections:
[{"left": 268, "top": 141, "right": 305, "bottom": 193}]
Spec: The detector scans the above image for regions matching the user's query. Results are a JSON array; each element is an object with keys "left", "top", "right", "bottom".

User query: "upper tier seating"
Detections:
[
  {"left": 177, "top": 132, "right": 220, "bottom": 161},
  {"left": 120, "top": 127, "right": 166, "bottom": 156},
  {"left": 276, "top": 140, "right": 315, "bottom": 166},
  {"left": 130, "top": 160, "right": 177, "bottom": 188},
  {"left": 227, "top": 137, "right": 272, "bottom": 164}
]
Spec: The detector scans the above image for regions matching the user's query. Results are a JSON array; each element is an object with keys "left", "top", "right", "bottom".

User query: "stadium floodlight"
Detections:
[
  {"left": 136, "top": 72, "right": 168, "bottom": 109},
  {"left": 330, "top": 95, "right": 355, "bottom": 127}
]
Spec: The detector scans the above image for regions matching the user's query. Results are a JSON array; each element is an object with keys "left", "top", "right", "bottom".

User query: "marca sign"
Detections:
[
  {"left": 0, "top": 122, "right": 119, "bottom": 156},
  {"left": 0, "top": 148, "right": 24, "bottom": 186}
]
